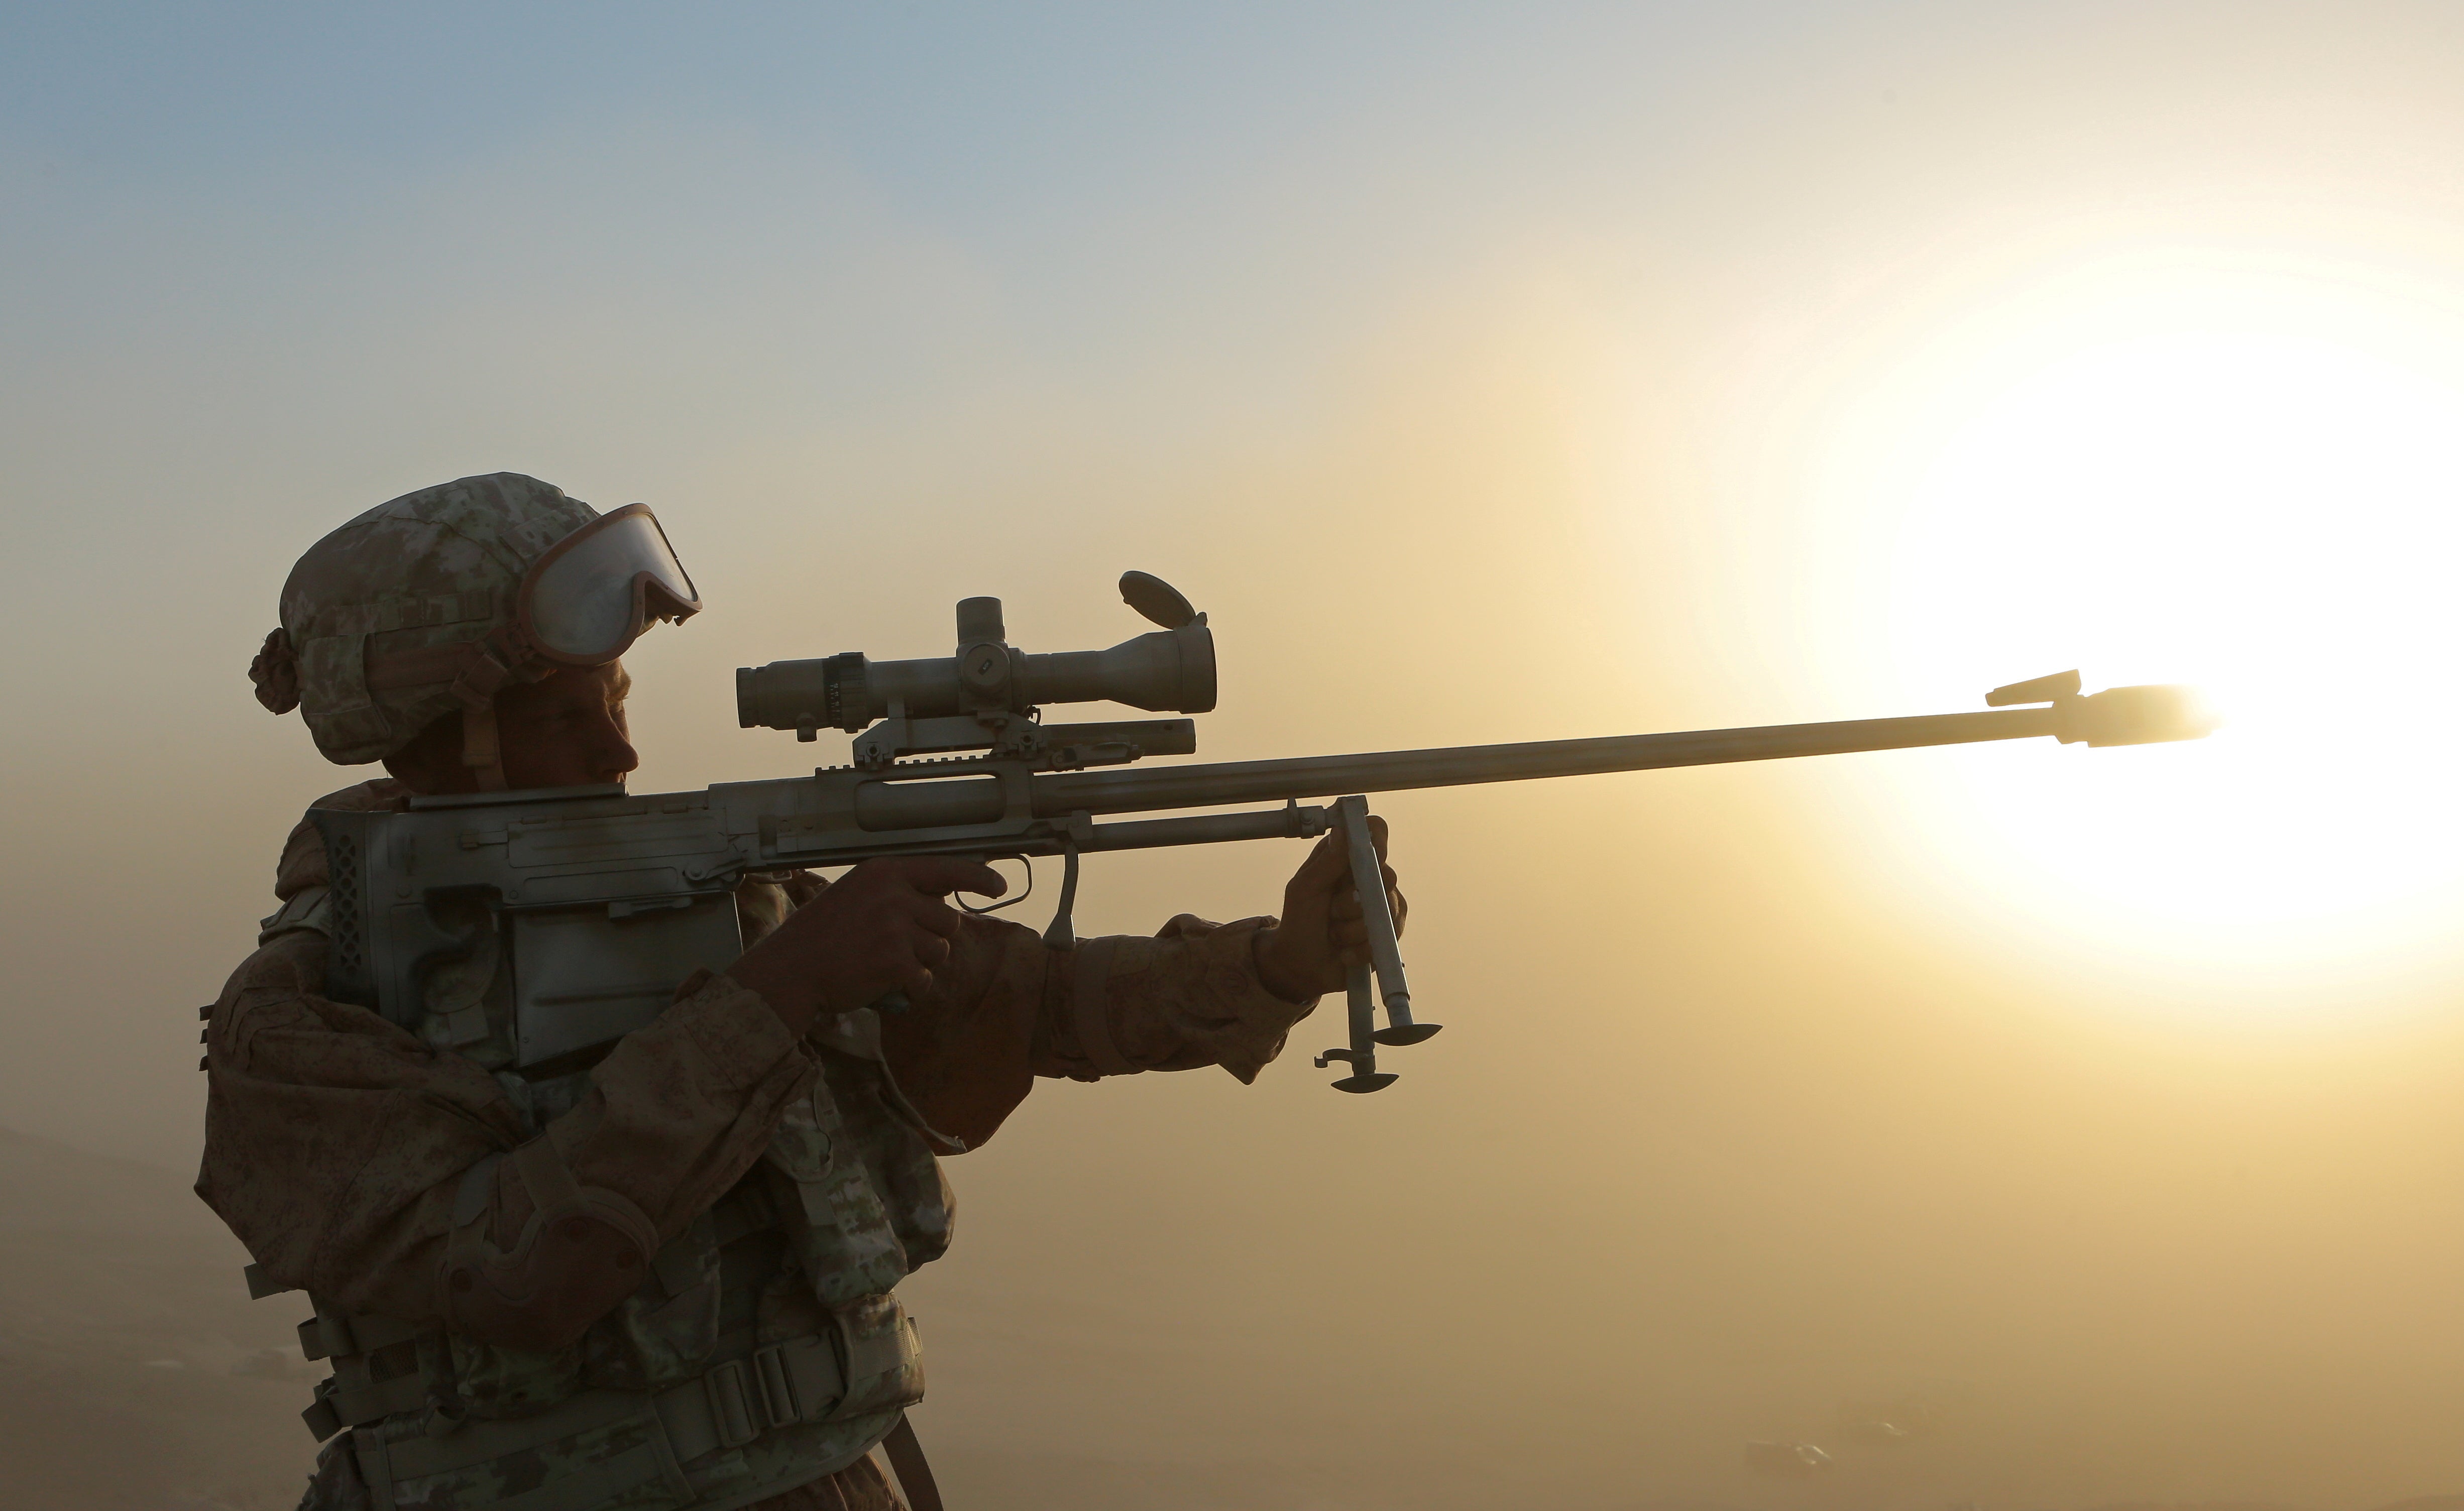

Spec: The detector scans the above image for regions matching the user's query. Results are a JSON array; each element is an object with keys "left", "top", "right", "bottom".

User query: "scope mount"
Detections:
[{"left": 851, "top": 709, "right": 1198, "bottom": 769}]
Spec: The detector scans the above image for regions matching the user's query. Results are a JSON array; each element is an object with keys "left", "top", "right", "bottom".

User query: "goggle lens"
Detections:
[{"left": 526, "top": 507, "right": 700, "bottom": 661}]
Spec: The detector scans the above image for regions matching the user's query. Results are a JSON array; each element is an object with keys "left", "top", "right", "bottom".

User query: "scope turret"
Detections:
[{"left": 736, "top": 573, "right": 1217, "bottom": 740}]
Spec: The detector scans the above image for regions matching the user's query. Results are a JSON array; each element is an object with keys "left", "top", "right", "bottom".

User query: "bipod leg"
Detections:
[
  {"left": 1333, "top": 794, "right": 1438, "bottom": 1048},
  {"left": 1314, "top": 963, "right": 1395, "bottom": 1093}
]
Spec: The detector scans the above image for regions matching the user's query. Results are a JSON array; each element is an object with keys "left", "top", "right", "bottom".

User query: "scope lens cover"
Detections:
[{"left": 520, "top": 504, "right": 702, "bottom": 663}]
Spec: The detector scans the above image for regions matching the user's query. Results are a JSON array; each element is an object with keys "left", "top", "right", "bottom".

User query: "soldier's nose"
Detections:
[{"left": 596, "top": 727, "right": 639, "bottom": 780}]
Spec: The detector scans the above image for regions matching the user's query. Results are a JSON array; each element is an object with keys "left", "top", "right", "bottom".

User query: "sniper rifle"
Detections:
[{"left": 315, "top": 573, "right": 2212, "bottom": 1095}]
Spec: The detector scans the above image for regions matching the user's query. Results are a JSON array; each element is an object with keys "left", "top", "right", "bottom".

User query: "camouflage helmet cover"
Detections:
[{"left": 253, "top": 474, "right": 601, "bottom": 765}]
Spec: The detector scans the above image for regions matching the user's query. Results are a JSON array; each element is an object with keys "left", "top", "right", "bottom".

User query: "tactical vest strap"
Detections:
[
  {"left": 353, "top": 1386, "right": 694, "bottom": 1511},
  {"left": 881, "top": 1414, "right": 945, "bottom": 1511},
  {"left": 664, "top": 1334, "right": 841, "bottom": 1457},
  {"left": 346, "top": 1296, "right": 924, "bottom": 1511}
]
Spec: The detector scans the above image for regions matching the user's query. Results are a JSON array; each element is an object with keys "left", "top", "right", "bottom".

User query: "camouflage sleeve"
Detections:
[
  {"left": 197, "top": 917, "right": 818, "bottom": 1326},
  {"left": 874, "top": 909, "right": 1320, "bottom": 1151}
]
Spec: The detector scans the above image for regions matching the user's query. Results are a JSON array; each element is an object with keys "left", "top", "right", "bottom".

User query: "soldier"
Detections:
[{"left": 202, "top": 474, "right": 1404, "bottom": 1511}]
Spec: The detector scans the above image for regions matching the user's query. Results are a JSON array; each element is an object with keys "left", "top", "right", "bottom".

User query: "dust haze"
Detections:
[{"left": 11, "top": 5, "right": 2464, "bottom": 1508}]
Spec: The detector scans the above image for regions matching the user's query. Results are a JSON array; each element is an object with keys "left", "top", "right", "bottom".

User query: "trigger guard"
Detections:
[{"left": 953, "top": 855, "right": 1034, "bottom": 915}]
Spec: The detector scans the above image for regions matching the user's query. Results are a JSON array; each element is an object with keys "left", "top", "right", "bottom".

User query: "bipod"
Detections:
[{"left": 1314, "top": 794, "right": 1438, "bottom": 1092}]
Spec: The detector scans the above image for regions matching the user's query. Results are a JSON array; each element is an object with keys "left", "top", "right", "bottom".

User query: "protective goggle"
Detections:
[{"left": 513, "top": 504, "right": 702, "bottom": 665}]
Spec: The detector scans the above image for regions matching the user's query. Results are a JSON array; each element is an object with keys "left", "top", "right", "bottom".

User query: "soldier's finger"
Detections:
[
  {"left": 1310, "top": 850, "right": 1394, "bottom": 915},
  {"left": 1364, "top": 813, "right": 1391, "bottom": 861},
  {"left": 910, "top": 927, "right": 954, "bottom": 970},
  {"left": 1287, "top": 828, "right": 1351, "bottom": 893},
  {"left": 900, "top": 895, "right": 966, "bottom": 937},
  {"left": 897, "top": 858, "right": 1009, "bottom": 901}
]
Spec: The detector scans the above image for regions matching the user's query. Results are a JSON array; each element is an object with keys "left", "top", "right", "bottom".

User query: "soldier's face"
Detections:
[
  {"left": 496, "top": 662, "right": 639, "bottom": 790},
  {"left": 382, "top": 661, "right": 641, "bottom": 794}
]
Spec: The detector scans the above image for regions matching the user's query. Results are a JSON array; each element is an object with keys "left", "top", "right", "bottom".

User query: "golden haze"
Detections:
[{"left": 9, "top": 5, "right": 2464, "bottom": 1506}]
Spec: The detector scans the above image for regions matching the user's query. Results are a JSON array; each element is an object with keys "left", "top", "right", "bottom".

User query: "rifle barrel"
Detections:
[{"left": 1016, "top": 706, "right": 2061, "bottom": 821}]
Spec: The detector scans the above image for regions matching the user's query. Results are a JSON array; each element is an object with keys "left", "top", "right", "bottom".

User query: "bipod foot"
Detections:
[
  {"left": 1373, "top": 1022, "right": 1441, "bottom": 1047},
  {"left": 1314, "top": 1046, "right": 1396, "bottom": 1093}
]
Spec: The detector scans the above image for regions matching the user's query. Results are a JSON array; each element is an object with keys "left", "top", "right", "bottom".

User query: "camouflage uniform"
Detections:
[{"left": 213, "top": 477, "right": 1320, "bottom": 1510}]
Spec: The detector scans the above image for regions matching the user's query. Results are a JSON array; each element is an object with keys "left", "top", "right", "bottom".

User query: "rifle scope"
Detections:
[{"left": 736, "top": 573, "right": 1217, "bottom": 736}]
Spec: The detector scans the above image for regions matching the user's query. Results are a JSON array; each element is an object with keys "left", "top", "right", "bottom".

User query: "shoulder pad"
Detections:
[{"left": 258, "top": 886, "right": 333, "bottom": 947}]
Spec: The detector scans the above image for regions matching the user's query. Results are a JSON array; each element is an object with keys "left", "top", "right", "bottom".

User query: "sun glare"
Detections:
[{"left": 1804, "top": 256, "right": 2464, "bottom": 998}]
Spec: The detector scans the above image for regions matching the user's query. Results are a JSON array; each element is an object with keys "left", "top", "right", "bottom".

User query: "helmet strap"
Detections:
[
  {"left": 445, "top": 634, "right": 524, "bottom": 793},
  {"left": 459, "top": 703, "right": 510, "bottom": 791}
]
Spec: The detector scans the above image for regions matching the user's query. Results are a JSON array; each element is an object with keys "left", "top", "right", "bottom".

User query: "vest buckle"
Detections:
[
  {"left": 703, "top": 1358, "right": 760, "bottom": 1449},
  {"left": 753, "top": 1342, "right": 803, "bottom": 1429},
  {"left": 706, "top": 1345, "right": 807, "bottom": 1449}
]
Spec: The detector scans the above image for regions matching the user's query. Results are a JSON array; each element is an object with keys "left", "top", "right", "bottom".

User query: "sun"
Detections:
[{"left": 1798, "top": 254, "right": 2464, "bottom": 999}]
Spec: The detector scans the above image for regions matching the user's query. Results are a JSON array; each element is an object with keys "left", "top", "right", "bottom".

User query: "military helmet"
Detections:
[{"left": 250, "top": 473, "right": 699, "bottom": 785}]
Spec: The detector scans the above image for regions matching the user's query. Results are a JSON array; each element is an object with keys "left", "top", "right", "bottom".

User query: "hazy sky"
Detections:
[{"left": 12, "top": 5, "right": 2464, "bottom": 1505}]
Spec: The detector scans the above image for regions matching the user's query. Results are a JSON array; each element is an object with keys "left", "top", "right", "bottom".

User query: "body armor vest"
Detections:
[{"left": 258, "top": 880, "right": 949, "bottom": 1511}]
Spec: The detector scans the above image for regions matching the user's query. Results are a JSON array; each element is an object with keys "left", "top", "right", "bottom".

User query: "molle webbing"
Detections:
[
  {"left": 291, "top": 1294, "right": 436, "bottom": 1443},
  {"left": 349, "top": 1308, "right": 922, "bottom": 1511},
  {"left": 252, "top": 1174, "right": 812, "bottom": 1448},
  {"left": 241, "top": 1264, "right": 431, "bottom": 1442},
  {"left": 258, "top": 1254, "right": 922, "bottom": 1511}
]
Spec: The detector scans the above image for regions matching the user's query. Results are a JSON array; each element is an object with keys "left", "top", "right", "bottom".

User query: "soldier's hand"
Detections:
[
  {"left": 1254, "top": 816, "right": 1406, "bottom": 1002},
  {"left": 725, "top": 856, "right": 1006, "bottom": 1034}
]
